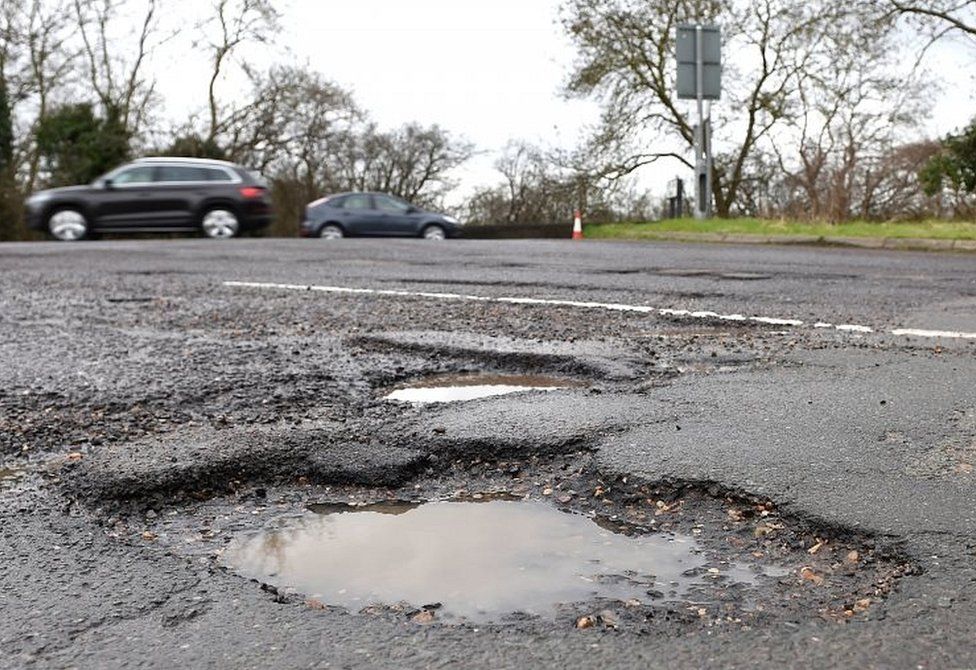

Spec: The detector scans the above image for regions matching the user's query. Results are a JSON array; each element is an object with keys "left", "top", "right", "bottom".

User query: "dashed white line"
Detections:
[
  {"left": 891, "top": 328, "right": 976, "bottom": 339},
  {"left": 223, "top": 281, "right": 975, "bottom": 341},
  {"left": 835, "top": 324, "right": 875, "bottom": 333}
]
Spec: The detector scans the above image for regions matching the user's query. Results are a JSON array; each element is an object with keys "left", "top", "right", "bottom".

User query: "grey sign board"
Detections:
[{"left": 676, "top": 25, "right": 722, "bottom": 100}]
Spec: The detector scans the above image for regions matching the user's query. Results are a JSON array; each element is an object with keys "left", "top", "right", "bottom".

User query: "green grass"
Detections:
[{"left": 585, "top": 218, "right": 976, "bottom": 241}]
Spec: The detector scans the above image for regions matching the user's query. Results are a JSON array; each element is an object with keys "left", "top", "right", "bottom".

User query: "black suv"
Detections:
[{"left": 26, "top": 158, "right": 273, "bottom": 240}]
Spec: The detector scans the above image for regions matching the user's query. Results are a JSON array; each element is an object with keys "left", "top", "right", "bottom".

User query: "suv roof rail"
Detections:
[{"left": 134, "top": 157, "right": 235, "bottom": 167}]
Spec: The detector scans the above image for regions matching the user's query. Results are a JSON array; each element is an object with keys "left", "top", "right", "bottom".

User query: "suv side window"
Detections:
[
  {"left": 157, "top": 166, "right": 209, "bottom": 183},
  {"left": 203, "top": 168, "right": 234, "bottom": 182},
  {"left": 113, "top": 166, "right": 155, "bottom": 185},
  {"left": 342, "top": 194, "right": 372, "bottom": 210},
  {"left": 374, "top": 195, "right": 411, "bottom": 213}
]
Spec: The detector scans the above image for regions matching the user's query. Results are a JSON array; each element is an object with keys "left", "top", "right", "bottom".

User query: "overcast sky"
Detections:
[{"left": 154, "top": 0, "right": 976, "bottom": 204}]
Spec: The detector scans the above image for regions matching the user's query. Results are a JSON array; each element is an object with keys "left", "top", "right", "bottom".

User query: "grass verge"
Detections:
[{"left": 586, "top": 218, "right": 976, "bottom": 241}]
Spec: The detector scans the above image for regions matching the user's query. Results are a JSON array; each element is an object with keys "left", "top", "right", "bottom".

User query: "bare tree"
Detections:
[
  {"left": 23, "top": 1, "right": 76, "bottom": 189},
  {"left": 464, "top": 140, "right": 647, "bottom": 226},
  {"left": 869, "top": 141, "right": 948, "bottom": 219},
  {"left": 0, "top": 0, "right": 77, "bottom": 194},
  {"left": 889, "top": 0, "right": 976, "bottom": 37},
  {"left": 203, "top": 0, "right": 280, "bottom": 144},
  {"left": 72, "top": 0, "right": 164, "bottom": 138},
  {"left": 212, "top": 65, "right": 358, "bottom": 232},
  {"left": 562, "top": 0, "right": 901, "bottom": 217},
  {"left": 770, "top": 8, "right": 927, "bottom": 221},
  {"left": 325, "top": 123, "right": 473, "bottom": 207},
  {"left": 223, "top": 65, "right": 358, "bottom": 174}
]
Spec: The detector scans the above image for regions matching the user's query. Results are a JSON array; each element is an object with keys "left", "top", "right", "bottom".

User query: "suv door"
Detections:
[
  {"left": 92, "top": 166, "right": 158, "bottom": 228},
  {"left": 372, "top": 194, "right": 419, "bottom": 236},
  {"left": 154, "top": 165, "right": 219, "bottom": 227}
]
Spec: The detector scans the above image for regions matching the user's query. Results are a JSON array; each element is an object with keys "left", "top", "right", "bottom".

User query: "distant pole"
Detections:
[
  {"left": 676, "top": 177, "right": 685, "bottom": 218},
  {"left": 694, "top": 25, "right": 711, "bottom": 220},
  {"left": 704, "top": 102, "right": 713, "bottom": 218}
]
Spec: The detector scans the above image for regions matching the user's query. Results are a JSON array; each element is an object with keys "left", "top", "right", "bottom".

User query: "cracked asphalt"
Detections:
[{"left": 1, "top": 238, "right": 975, "bottom": 669}]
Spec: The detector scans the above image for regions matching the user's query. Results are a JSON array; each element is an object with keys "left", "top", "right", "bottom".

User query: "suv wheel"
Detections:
[
  {"left": 201, "top": 208, "right": 240, "bottom": 239},
  {"left": 422, "top": 224, "right": 446, "bottom": 241},
  {"left": 319, "top": 224, "right": 344, "bottom": 239},
  {"left": 48, "top": 208, "right": 89, "bottom": 241}
]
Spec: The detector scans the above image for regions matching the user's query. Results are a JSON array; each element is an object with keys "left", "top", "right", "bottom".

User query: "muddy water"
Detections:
[
  {"left": 384, "top": 373, "right": 585, "bottom": 404},
  {"left": 224, "top": 500, "right": 729, "bottom": 622}
]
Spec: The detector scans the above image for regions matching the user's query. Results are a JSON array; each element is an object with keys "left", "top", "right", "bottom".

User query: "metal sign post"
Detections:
[{"left": 676, "top": 24, "right": 721, "bottom": 220}]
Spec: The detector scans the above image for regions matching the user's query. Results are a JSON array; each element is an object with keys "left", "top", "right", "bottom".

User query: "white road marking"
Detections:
[
  {"left": 892, "top": 328, "right": 976, "bottom": 339},
  {"left": 835, "top": 324, "right": 875, "bottom": 333},
  {"left": 223, "top": 281, "right": 975, "bottom": 341}
]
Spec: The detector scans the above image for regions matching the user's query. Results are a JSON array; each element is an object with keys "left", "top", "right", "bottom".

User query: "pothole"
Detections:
[
  {"left": 384, "top": 374, "right": 586, "bottom": 404},
  {"left": 222, "top": 498, "right": 761, "bottom": 623},
  {"left": 138, "top": 456, "right": 918, "bottom": 631}
]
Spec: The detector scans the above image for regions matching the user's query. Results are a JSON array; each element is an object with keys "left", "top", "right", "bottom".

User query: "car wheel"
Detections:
[
  {"left": 201, "top": 208, "right": 240, "bottom": 239},
  {"left": 422, "top": 224, "right": 446, "bottom": 241},
  {"left": 48, "top": 208, "right": 89, "bottom": 241},
  {"left": 319, "top": 224, "right": 344, "bottom": 240}
]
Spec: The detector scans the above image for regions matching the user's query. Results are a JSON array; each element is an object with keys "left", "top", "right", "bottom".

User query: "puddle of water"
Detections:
[
  {"left": 223, "top": 500, "right": 737, "bottom": 622},
  {"left": 384, "top": 373, "right": 584, "bottom": 404}
]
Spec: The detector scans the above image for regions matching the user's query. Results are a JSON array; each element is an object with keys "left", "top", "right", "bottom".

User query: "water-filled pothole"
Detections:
[
  {"left": 384, "top": 373, "right": 586, "bottom": 404},
  {"left": 223, "top": 499, "right": 754, "bottom": 623}
]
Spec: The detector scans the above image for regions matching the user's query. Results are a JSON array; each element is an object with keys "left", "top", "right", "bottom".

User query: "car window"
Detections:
[
  {"left": 374, "top": 194, "right": 411, "bottom": 213},
  {"left": 341, "top": 194, "right": 372, "bottom": 210},
  {"left": 204, "top": 168, "right": 234, "bottom": 182},
  {"left": 112, "top": 166, "right": 155, "bottom": 185},
  {"left": 156, "top": 166, "right": 210, "bottom": 183}
]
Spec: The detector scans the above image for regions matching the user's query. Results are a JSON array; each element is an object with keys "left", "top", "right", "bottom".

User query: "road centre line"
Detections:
[
  {"left": 223, "top": 281, "right": 976, "bottom": 341},
  {"left": 891, "top": 328, "right": 976, "bottom": 339}
]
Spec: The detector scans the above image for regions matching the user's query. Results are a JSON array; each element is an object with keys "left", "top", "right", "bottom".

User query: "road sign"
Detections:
[
  {"left": 676, "top": 25, "right": 722, "bottom": 100},
  {"left": 676, "top": 24, "right": 721, "bottom": 219}
]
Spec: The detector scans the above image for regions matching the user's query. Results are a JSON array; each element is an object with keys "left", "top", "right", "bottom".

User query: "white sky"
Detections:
[{"left": 152, "top": 0, "right": 976, "bottom": 205}]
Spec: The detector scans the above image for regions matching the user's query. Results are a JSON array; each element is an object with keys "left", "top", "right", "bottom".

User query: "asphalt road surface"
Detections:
[{"left": 2, "top": 238, "right": 975, "bottom": 669}]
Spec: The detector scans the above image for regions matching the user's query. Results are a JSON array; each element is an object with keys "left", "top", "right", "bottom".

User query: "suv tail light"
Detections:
[{"left": 239, "top": 186, "right": 266, "bottom": 199}]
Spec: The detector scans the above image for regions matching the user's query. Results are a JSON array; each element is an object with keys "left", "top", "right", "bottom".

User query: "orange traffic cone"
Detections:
[{"left": 572, "top": 210, "right": 584, "bottom": 240}]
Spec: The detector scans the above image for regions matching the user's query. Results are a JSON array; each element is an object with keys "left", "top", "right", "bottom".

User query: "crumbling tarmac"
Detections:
[{"left": 2, "top": 239, "right": 975, "bottom": 669}]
